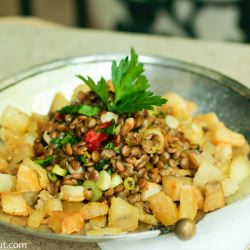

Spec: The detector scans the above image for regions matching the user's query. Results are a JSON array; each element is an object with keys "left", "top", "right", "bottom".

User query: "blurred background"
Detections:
[{"left": 0, "top": 0, "right": 250, "bottom": 43}]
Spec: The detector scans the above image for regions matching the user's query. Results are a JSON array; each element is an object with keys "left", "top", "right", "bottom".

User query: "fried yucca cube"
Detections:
[
  {"left": 50, "top": 92, "right": 69, "bottom": 113},
  {"left": 108, "top": 197, "right": 138, "bottom": 232},
  {"left": 82, "top": 202, "right": 108, "bottom": 220},
  {"left": 44, "top": 198, "right": 63, "bottom": 216},
  {"left": 162, "top": 175, "right": 192, "bottom": 201},
  {"left": 1, "top": 192, "right": 29, "bottom": 216},
  {"left": 27, "top": 209, "right": 45, "bottom": 229},
  {"left": 0, "top": 173, "right": 16, "bottom": 193},
  {"left": 203, "top": 182, "right": 226, "bottom": 212},
  {"left": 85, "top": 215, "right": 107, "bottom": 231},
  {"left": 48, "top": 211, "right": 84, "bottom": 234},
  {"left": 148, "top": 192, "right": 178, "bottom": 226},
  {"left": 59, "top": 185, "right": 84, "bottom": 202},
  {"left": 16, "top": 163, "right": 41, "bottom": 192}
]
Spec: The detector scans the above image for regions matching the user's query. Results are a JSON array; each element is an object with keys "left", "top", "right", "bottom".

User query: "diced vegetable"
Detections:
[
  {"left": 108, "top": 197, "right": 138, "bottom": 232},
  {"left": 47, "top": 172, "right": 58, "bottom": 182},
  {"left": 230, "top": 156, "right": 250, "bottom": 184},
  {"left": 123, "top": 177, "right": 136, "bottom": 191},
  {"left": 16, "top": 163, "right": 41, "bottom": 192},
  {"left": 1, "top": 192, "right": 29, "bottom": 216},
  {"left": 83, "top": 180, "right": 102, "bottom": 201},
  {"left": 148, "top": 192, "right": 178, "bottom": 226},
  {"left": 193, "top": 160, "right": 223, "bottom": 187},
  {"left": 0, "top": 173, "right": 16, "bottom": 193},
  {"left": 165, "top": 115, "right": 179, "bottom": 129},
  {"left": 143, "top": 128, "right": 164, "bottom": 154},
  {"left": 96, "top": 170, "right": 111, "bottom": 191},
  {"left": 86, "top": 227, "right": 123, "bottom": 236},
  {"left": 50, "top": 92, "right": 69, "bottom": 113},
  {"left": 179, "top": 185, "right": 198, "bottom": 220},
  {"left": 203, "top": 182, "right": 225, "bottom": 212},
  {"left": 59, "top": 185, "right": 85, "bottom": 202},
  {"left": 44, "top": 198, "right": 63, "bottom": 216},
  {"left": 1, "top": 106, "right": 30, "bottom": 134},
  {"left": 34, "top": 155, "right": 54, "bottom": 167},
  {"left": 52, "top": 164, "right": 67, "bottom": 177},
  {"left": 214, "top": 143, "right": 232, "bottom": 162},
  {"left": 162, "top": 176, "right": 192, "bottom": 201},
  {"left": 48, "top": 211, "right": 84, "bottom": 234},
  {"left": 63, "top": 201, "right": 85, "bottom": 212},
  {"left": 81, "top": 202, "right": 108, "bottom": 220},
  {"left": 141, "top": 182, "right": 162, "bottom": 201},
  {"left": 27, "top": 209, "right": 45, "bottom": 229}
]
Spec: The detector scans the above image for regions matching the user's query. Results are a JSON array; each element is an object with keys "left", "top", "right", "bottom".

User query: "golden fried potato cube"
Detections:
[
  {"left": 1, "top": 192, "right": 29, "bottom": 216},
  {"left": 16, "top": 163, "right": 41, "bottom": 192},
  {"left": 210, "top": 123, "right": 245, "bottom": 147},
  {"left": 0, "top": 173, "right": 16, "bottom": 193},
  {"left": 148, "top": 192, "right": 178, "bottom": 226},
  {"left": 179, "top": 185, "right": 198, "bottom": 220},
  {"left": 141, "top": 182, "right": 162, "bottom": 201},
  {"left": 203, "top": 182, "right": 226, "bottom": 212},
  {"left": 63, "top": 201, "right": 85, "bottom": 212},
  {"left": 108, "top": 197, "right": 138, "bottom": 232},
  {"left": 59, "top": 185, "right": 84, "bottom": 202},
  {"left": 162, "top": 175, "right": 192, "bottom": 201},
  {"left": 1, "top": 106, "right": 30, "bottom": 134},
  {"left": 192, "top": 185, "right": 204, "bottom": 210},
  {"left": 193, "top": 112, "right": 219, "bottom": 129},
  {"left": 44, "top": 198, "right": 63, "bottom": 216},
  {"left": 0, "top": 156, "right": 8, "bottom": 172},
  {"left": 48, "top": 211, "right": 84, "bottom": 234},
  {"left": 50, "top": 92, "right": 69, "bottom": 113},
  {"left": 86, "top": 227, "right": 123, "bottom": 236},
  {"left": 23, "top": 158, "right": 49, "bottom": 189},
  {"left": 82, "top": 202, "right": 108, "bottom": 220},
  {"left": 214, "top": 143, "right": 232, "bottom": 162},
  {"left": 27, "top": 209, "right": 45, "bottom": 229},
  {"left": 135, "top": 203, "right": 158, "bottom": 226},
  {"left": 86, "top": 216, "right": 107, "bottom": 230}
]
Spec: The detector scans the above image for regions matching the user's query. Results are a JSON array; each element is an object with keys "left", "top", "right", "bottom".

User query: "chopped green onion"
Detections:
[
  {"left": 83, "top": 180, "right": 102, "bottom": 201},
  {"left": 124, "top": 177, "right": 136, "bottom": 191},
  {"left": 48, "top": 172, "right": 58, "bottom": 182},
  {"left": 52, "top": 164, "right": 67, "bottom": 176},
  {"left": 34, "top": 155, "right": 54, "bottom": 167},
  {"left": 103, "top": 141, "right": 115, "bottom": 150}
]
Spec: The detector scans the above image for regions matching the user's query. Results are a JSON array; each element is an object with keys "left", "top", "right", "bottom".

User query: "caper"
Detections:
[{"left": 174, "top": 218, "right": 196, "bottom": 240}]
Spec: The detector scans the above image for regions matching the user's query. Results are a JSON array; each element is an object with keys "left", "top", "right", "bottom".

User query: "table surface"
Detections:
[{"left": 0, "top": 17, "right": 250, "bottom": 250}]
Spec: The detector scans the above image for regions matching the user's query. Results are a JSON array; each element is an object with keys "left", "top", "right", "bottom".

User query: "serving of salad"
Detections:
[{"left": 0, "top": 49, "right": 249, "bottom": 240}]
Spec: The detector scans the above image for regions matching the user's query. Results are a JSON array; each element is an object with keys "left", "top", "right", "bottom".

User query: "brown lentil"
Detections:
[
  {"left": 128, "top": 193, "right": 141, "bottom": 204},
  {"left": 91, "top": 151, "right": 101, "bottom": 162},
  {"left": 104, "top": 188, "right": 114, "bottom": 197},
  {"left": 114, "top": 184, "right": 124, "bottom": 193},
  {"left": 122, "top": 145, "right": 131, "bottom": 157},
  {"left": 84, "top": 190, "right": 92, "bottom": 200},
  {"left": 89, "top": 170, "right": 99, "bottom": 180},
  {"left": 138, "top": 178, "right": 148, "bottom": 189},
  {"left": 70, "top": 159, "right": 80, "bottom": 170}
]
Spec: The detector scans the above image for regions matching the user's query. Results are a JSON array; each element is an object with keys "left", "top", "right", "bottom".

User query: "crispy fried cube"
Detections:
[
  {"left": 48, "top": 211, "right": 84, "bottom": 234},
  {"left": 135, "top": 203, "right": 158, "bottom": 226},
  {"left": 27, "top": 209, "right": 45, "bottom": 229},
  {"left": 108, "top": 197, "right": 138, "bottom": 232},
  {"left": 1, "top": 106, "right": 30, "bottom": 134},
  {"left": 82, "top": 202, "right": 108, "bottom": 220},
  {"left": 59, "top": 185, "right": 84, "bottom": 202},
  {"left": 148, "top": 192, "right": 178, "bottom": 226},
  {"left": 16, "top": 163, "right": 41, "bottom": 192},
  {"left": 203, "top": 182, "right": 226, "bottom": 212},
  {"left": 86, "top": 227, "right": 123, "bottom": 236},
  {"left": 85, "top": 216, "right": 107, "bottom": 231},
  {"left": 44, "top": 198, "right": 63, "bottom": 216},
  {"left": 1, "top": 192, "right": 29, "bottom": 216},
  {"left": 0, "top": 173, "right": 16, "bottom": 193},
  {"left": 179, "top": 185, "right": 198, "bottom": 220},
  {"left": 162, "top": 175, "right": 192, "bottom": 201},
  {"left": 50, "top": 92, "right": 69, "bottom": 113}
]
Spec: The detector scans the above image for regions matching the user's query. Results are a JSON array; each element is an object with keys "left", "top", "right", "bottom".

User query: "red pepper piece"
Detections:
[{"left": 84, "top": 121, "right": 112, "bottom": 152}]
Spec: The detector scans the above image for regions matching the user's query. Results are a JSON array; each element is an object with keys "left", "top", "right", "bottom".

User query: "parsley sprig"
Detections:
[{"left": 76, "top": 48, "right": 166, "bottom": 114}]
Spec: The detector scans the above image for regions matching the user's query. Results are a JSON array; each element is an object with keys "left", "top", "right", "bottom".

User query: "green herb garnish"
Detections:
[
  {"left": 77, "top": 48, "right": 166, "bottom": 114},
  {"left": 51, "top": 133, "right": 79, "bottom": 146},
  {"left": 96, "top": 121, "right": 116, "bottom": 135},
  {"left": 103, "top": 141, "right": 115, "bottom": 150},
  {"left": 95, "top": 159, "right": 110, "bottom": 172},
  {"left": 34, "top": 155, "right": 54, "bottom": 167},
  {"left": 77, "top": 155, "right": 87, "bottom": 164},
  {"left": 59, "top": 104, "right": 100, "bottom": 116}
]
